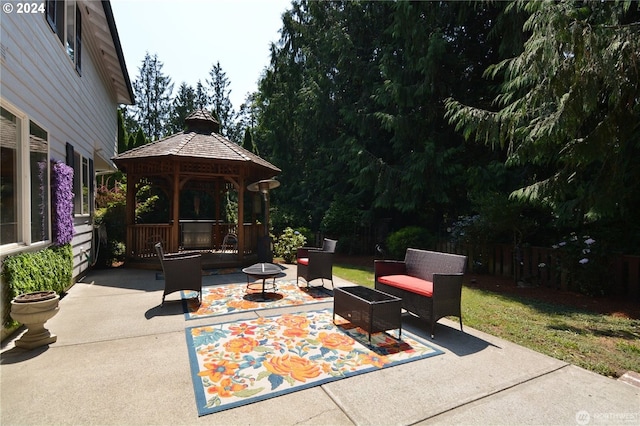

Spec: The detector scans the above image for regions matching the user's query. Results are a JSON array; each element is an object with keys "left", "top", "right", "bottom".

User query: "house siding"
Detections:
[{"left": 1, "top": 3, "right": 124, "bottom": 279}]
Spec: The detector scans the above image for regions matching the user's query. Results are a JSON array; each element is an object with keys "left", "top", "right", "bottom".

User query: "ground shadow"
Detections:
[
  {"left": 400, "top": 314, "right": 501, "bottom": 357},
  {"left": 547, "top": 323, "right": 640, "bottom": 341},
  {"left": 297, "top": 285, "right": 334, "bottom": 298},
  {"left": 144, "top": 299, "right": 190, "bottom": 319},
  {"left": 243, "top": 292, "right": 285, "bottom": 302},
  {"left": 0, "top": 343, "right": 50, "bottom": 364}
]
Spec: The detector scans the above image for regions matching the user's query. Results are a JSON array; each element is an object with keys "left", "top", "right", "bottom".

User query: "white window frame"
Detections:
[{"left": 0, "top": 100, "right": 51, "bottom": 253}]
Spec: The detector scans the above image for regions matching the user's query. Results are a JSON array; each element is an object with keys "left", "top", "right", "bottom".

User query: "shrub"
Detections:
[
  {"left": 552, "top": 233, "right": 608, "bottom": 296},
  {"left": 273, "top": 227, "right": 307, "bottom": 263},
  {"left": 296, "top": 227, "right": 314, "bottom": 246},
  {"left": 95, "top": 199, "right": 126, "bottom": 267},
  {"left": 1, "top": 244, "right": 72, "bottom": 327},
  {"left": 386, "top": 226, "right": 434, "bottom": 259}
]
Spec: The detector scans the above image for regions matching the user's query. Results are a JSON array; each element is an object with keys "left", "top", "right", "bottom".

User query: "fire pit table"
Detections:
[
  {"left": 333, "top": 285, "right": 402, "bottom": 343},
  {"left": 242, "top": 263, "right": 283, "bottom": 301}
]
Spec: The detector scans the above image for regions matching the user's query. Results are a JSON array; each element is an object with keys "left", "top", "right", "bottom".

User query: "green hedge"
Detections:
[
  {"left": 1, "top": 244, "right": 72, "bottom": 327},
  {"left": 387, "top": 226, "right": 435, "bottom": 260}
]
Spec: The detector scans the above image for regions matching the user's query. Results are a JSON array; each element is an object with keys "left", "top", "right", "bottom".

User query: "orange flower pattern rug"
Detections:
[
  {"left": 185, "top": 309, "right": 443, "bottom": 416},
  {"left": 182, "top": 280, "right": 332, "bottom": 320}
]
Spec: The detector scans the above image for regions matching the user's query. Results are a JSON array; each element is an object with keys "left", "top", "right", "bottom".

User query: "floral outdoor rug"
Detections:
[
  {"left": 181, "top": 280, "right": 332, "bottom": 320},
  {"left": 185, "top": 309, "right": 443, "bottom": 416}
]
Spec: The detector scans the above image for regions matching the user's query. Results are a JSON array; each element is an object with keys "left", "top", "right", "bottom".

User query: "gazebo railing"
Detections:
[
  {"left": 126, "top": 222, "right": 262, "bottom": 259},
  {"left": 128, "top": 224, "right": 173, "bottom": 258}
]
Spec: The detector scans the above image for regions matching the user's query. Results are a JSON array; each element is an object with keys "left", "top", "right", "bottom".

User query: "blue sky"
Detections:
[{"left": 110, "top": 0, "right": 292, "bottom": 109}]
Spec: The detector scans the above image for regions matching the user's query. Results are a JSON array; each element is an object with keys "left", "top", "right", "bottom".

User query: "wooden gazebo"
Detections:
[{"left": 112, "top": 110, "right": 281, "bottom": 266}]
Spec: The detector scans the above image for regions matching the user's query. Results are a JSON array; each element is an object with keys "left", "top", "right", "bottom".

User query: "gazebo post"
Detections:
[
  {"left": 214, "top": 181, "right": 221, "bottom": 249},
  {"left": 171, "top": 169, "right": 180, "bottom": 252},
  {"left": 237, "top": 176, "right": 245, "bottom": 261}
]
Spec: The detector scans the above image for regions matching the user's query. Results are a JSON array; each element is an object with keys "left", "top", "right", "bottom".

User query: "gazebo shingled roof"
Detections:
[{"left": 113, "top": 110, "right": 280, "bottom": 177}]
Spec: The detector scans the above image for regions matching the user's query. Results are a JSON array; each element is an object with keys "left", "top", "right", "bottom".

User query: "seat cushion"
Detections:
[
  {"left": 297, "top": 257, "right": 309, "bottom": 265},
  {"left": 378, "top": 275, "right": 433, "bottom": 297}
]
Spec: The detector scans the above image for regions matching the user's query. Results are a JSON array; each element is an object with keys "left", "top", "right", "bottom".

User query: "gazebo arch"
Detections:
[{"left": 112, "top": 110, "right": 280, "bottom": 267}]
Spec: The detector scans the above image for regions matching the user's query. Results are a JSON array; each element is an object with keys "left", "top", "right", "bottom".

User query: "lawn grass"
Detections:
[{"left": 334, "top": 260, "right": 640, "bottom": 378}]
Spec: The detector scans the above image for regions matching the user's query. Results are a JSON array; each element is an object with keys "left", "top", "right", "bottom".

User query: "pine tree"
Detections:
[
  {"left": 194, "top": 80, "right": 210, "bottom": 110},
  {"left": 168, "top": 82, "right": 196, "bottom": 133},
  {"left": 129, "top": 127, "right": 147, "bottom": 149},
  {"left": 241, "top": 127, "right": 258, "bottom": 155},
  {"left": 132, "top": 52, "right": 174, "bottom": 140},
  {"left": 117, "top": 109, "right": 129, "bottom": 153},
  {"left": 207, "top": 61, "right": 236, "bottom": 138}
]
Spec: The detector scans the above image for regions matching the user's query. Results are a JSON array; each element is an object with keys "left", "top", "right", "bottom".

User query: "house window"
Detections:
[
  {"left": 46, "top": 0, "right": 64, "bottom": 45},
  {"left": 0, "top": 104, "right": 50, "bottom": 247},
  {"left": 75, "top": 5, "right": 82, "bottom": 73},
  {"left": 71, "top": 149, "right": 91, "bottom": 216},
  {"left": 46, "top": 0, "right": 81, "bottom": 73}
]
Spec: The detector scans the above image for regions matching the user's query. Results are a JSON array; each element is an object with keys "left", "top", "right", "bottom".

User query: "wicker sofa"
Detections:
[{"left": 374, "top": 248, "right": 467, "bottom": 338}]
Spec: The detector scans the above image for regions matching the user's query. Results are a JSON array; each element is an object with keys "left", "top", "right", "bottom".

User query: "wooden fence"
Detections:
[{"left": 436, "top": 242, "right": 639, "bottom": 300}]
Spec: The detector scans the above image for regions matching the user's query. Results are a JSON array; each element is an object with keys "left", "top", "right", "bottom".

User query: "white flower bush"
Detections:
[{"left": 553, "top": 232, "right": 608, "bottom": 295}]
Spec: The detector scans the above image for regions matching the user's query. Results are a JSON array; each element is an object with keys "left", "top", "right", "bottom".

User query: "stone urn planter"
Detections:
[{"left": 10, "top": 291, "right": 60, "bottom": 349}]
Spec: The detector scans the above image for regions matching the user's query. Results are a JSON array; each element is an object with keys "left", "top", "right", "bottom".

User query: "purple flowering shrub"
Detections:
[{"left": 51, "top": 161, "right": 74, "bottom": 246}]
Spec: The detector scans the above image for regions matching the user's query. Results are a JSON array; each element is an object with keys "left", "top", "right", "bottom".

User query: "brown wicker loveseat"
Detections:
[{"left": 374, "top": 248, "right": 467, "bottom": 338}]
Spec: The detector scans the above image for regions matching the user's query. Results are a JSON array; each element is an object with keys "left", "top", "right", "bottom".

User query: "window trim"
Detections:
[
  {"left": 75, "top": 4, "right": 82, "bottom": 74},
  {"left": 46, "top": 0, "right": 64, "bottom": 46},
  {"left": 0, "top": 100, "right": 51, "bottom": 252},
  {"left": 45, "top": 0, "right": 81, "bottom": 73}
]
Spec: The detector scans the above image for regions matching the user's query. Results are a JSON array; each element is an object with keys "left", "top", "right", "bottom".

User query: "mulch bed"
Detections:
[{"left": 335, "top": 255, "right": 640, "bottom": 320}]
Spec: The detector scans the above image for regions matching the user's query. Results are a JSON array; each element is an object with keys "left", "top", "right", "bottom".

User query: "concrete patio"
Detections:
[{"left": 1, "top": 264, "right": 638, "bottom": 425}]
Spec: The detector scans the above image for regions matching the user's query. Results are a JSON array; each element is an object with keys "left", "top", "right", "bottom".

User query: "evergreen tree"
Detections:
[
  {"left": 119, "top": 105, "right": 138, "bottom": 141},
  {"left": 207, "top": 61, "right": 236, "bottom": 139},
  {"left": 233, "top": 92, "right": 259, "bottom": 143},
  {"left": 117, "top": 109, "right": 129, "bottom": 153},
  {"left": 446, "top": 0, "right": 640, "bottom": 227},
  {"left": 130, "top": 127, "right": 147, "bottom": 149},
  {"left": 241, "top": 127, "right": 258, "bottom": 155},
  {"left": 194, "top": 80, "right": 210, "bottom": 110},
  {"left": 255, "top": 0, "right": 510, "bottom": 234},
  {"left": 168, "top": 82, "right": 196, "bottom": 133},
  {"left": 132, "top": 52, "right": 174, "bottom": 140}
]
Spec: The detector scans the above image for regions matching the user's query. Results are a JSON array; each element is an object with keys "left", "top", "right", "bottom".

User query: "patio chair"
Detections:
[
  {"left": 296, "top": 238, "right": 337, "bottom": 289},
  {"left": 155, "top": 243, "right": 202, "bottom": 306},
  {"left": 221, "top": 232, "right": 238, "bottom": 252}
]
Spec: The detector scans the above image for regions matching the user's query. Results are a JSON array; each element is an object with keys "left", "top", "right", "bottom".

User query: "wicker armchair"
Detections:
[
  {"left": 155, "top": 243, "right": 202, "bottom": 306},
  {"left": 296, "top": 238, "right": 337, "bottom": 289}
]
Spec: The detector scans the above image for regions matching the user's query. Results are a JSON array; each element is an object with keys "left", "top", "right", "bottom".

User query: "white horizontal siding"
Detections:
[
  {"left": 1, "top": 4, "right": 125, "bottom": 280},
  {"left": 72, "top": 222, "right": 94, "bottom": 278},
  {"left": 1, "top": 8, "right": 119, "bottom": 162}
]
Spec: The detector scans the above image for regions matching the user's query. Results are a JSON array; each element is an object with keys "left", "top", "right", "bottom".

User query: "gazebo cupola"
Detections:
[
  {"left": 184, "top": 109, "right": 220, "bottom": 134},
  {"left": 112, "top": 109, "right": 281, "bottom": 267}
]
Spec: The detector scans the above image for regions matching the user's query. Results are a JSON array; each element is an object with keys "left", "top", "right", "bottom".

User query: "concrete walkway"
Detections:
[{"left": 1, "top": 265, "right": 638, "bottom": 425}]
